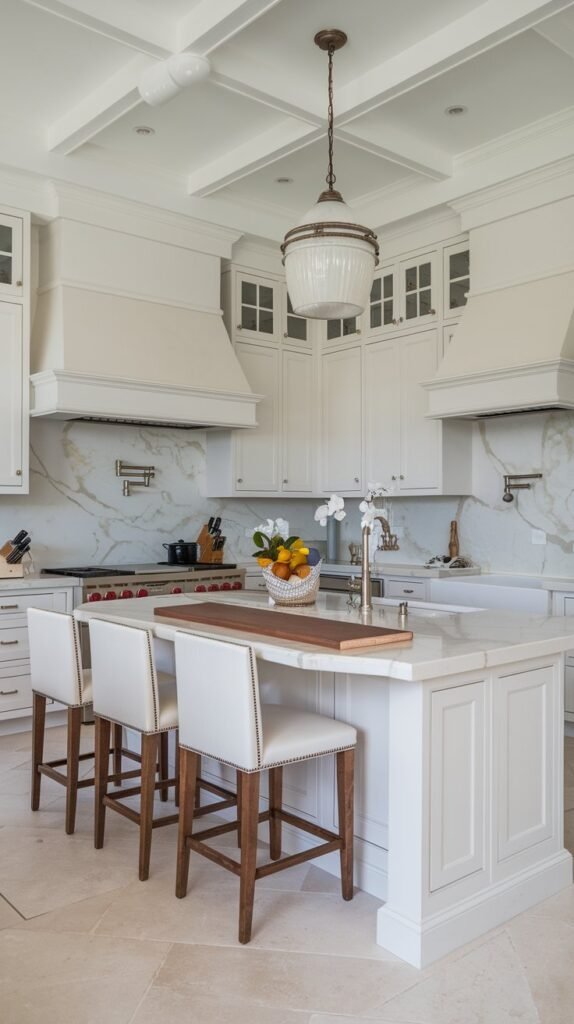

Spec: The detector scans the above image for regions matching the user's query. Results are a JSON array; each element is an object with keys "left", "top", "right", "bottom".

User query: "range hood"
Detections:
[
  {"left": 425, "top": 272, "right": 574, "bottom": 418},
  {"left": 30, "top": 214, "right": 259, "bottom": 429}
]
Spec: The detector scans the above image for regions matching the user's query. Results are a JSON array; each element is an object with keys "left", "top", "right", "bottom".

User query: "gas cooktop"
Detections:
[{"left": 42, "top": 563, "right": 237, "bottom": 578}]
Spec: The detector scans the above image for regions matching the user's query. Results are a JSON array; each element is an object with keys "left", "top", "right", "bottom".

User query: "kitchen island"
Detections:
[{"left": 76, "top": 591, "right": 574, "bottom": 968}]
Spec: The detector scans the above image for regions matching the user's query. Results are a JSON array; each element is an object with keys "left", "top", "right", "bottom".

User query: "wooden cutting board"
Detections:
[{"left": 154, "top": 601, "right": 413, "bottom": 651}]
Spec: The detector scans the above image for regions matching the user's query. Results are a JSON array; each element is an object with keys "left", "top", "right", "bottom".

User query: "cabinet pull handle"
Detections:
[
  {"left": 236, "top": 478, "right": 243, "bottom": 484},
  {"left": 0, "top": 639, "right": 19, "bottom": 645},
  {"left": 354, "top": 476, "right": 360, "bottom": 483},
  {"left": 0, "top": 689, "right": 18, "bottom": 695},
  {"left": 0, "top": 604, "right": 19, "bottom": 610},
  {"left": 404, "top": 589, "right": 414, "bottom": 594}
]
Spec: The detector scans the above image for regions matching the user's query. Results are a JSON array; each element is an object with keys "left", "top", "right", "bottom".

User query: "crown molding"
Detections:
[{"left": 449, "top": 155, "right": 574, "bottom": 229}]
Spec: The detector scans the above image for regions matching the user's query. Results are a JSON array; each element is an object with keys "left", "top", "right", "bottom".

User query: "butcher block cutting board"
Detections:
[{"left": 154, "top": 601, "right": 413, "bottom": 651}]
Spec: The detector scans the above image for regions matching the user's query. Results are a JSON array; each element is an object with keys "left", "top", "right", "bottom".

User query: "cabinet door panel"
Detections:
[
  {"left": 399, "top": 331, "right": 439, "bottom": 492},
  {"left": 399, "top": 251, "right": 438, "bottom": 326},
  {"left": 234, "top": 342, "right": 279, "bottom": 492},
  {"left": 234, "top": 271, "right": 279, "bottom": 343},
  {"left": 321, "top": 346, "right": 362, "bottom": 492},
  {"left": 365, "top": 339, "right": 399, "bottom": 489},
  {"left": 0, "top": 302, "right": 23, "bottom": 489},
  {"left": 282, "top": 349, "right": 313, "bottom": 492},
  {"left": 0, "top": 213, "right": 23, "bottom": 299}
]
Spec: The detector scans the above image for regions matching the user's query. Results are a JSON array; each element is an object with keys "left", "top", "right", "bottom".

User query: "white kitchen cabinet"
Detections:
[
  {"left": 323, "top": 313, "right": 362, "bottom": 347},
  {"left": 365, "top": 330, "right": 472, "bottom": 496},
  {"left": 440, "top": 321, "right": 458, "bottom": 361},
  {"left": 550, "top": 592, "right": 574, "bottom": 720},
  {"left": 0, "top": 302, "right": 26, "bottom": 492},
  {"left": 443, "top": 241, "right": 470, "bottom": 320},
  {"left": 226, "top": 269, "right": 280, "bottom": 344},
  {"left": 282, "top": 348, "right": 313, "bottom": 492},
  {"left": 399, "top": 250, "right": 438, "bottom": 327},
  {"left": 234, "top": 341, "right": 280, "bottom": 492},
  {"left": 367, "top": 263, "right": 399, "bottom": 337},
  {"left": 283, "top": 288, "right": 312, "bottom": 349},
  {"left": 0, "top": 211, "right": 23, "bottom": 300},
  {"left": 321, "top": 345, "right": 363, "bottom": 494}
]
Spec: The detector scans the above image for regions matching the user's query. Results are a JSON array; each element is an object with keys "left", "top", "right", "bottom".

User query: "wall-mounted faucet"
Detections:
[{"left": 502, "top": 473, "right": 542, "bottom": 503}]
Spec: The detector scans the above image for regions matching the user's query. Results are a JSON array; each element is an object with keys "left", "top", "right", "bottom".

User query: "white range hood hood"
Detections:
[
  {"left": 30, "top": 210, "right": 259, "bottom": 429},
  {"left": 425, "top": 271, "right": 574, "bottom": 418}
]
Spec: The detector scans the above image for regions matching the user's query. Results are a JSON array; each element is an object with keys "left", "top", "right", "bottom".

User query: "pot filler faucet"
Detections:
[{"left": 502, "top": 473, "right": 542, "bottom": 503}]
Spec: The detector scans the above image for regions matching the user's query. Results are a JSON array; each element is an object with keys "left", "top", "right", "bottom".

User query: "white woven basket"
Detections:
[{"left": 261, "top": 559, "right": 322, "bottom": 607}]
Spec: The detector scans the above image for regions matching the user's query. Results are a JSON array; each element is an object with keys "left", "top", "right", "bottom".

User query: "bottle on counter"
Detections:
[{"left": 448, "top": 520, "right": 459, "bottom": 560}]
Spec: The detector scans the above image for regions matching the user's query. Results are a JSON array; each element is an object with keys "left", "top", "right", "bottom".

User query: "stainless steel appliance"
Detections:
[
  {"left": 319, "top": 572, "right": 383, "bottom": 598},
  {"left": 41, "top": 563, "right": 245, "bottom": 605}
]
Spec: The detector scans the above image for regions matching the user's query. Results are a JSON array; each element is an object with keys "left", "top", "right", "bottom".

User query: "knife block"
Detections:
[
  {"left": 0, "top": 553, "right": 26, "bottom": 578},
  {"left": 196, "top": 524, "right": 223, "bottom": 564}
]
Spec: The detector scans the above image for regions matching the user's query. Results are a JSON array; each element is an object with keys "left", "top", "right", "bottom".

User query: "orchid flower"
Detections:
[{"left": 314, "top": 494, "right": 346, "bottom": 529}]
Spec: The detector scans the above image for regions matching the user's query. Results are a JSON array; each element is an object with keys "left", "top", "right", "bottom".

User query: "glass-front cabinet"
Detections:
[
  {"left": 324, "top": 314, "right": 361, "bottom": 346},
  {"left": 233, "top": 271, "right": 279, "bottom": 343},
  {"left": 367, "top": 264, "right": 398, "bottom": 336},
  {"left": 443, "top": 241, "right": 470, "bottom": 319},
  {"left": 0, "top": 213, "right": 23, "bottom": 299},
  {"left": 283, "top": 288, "right": 311, "bottom": 349},
  {"left": 399, "top": 251, "right": 438, "bottom": 326}
]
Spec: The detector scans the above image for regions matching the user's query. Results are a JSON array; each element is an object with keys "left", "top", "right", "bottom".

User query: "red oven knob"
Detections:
[
  {"left": 171, "top": 586, "right": 183, "bottom": 594},
  {"left": 232, "top": 581, "right": 242, "bottom": 590},
  {"left": 120, "top": 589, "right": 133, "bottom": 599},
  {"left": 87, "top": 592, "right": 102, "bottom": 602},
  {"left": 207, "top": 583, "right": 220, "bottom": 592},
  {"left": 136, "top": 587, "right": 149, "bottom": 598},
  {"left": 221, "top": 582, "right": 231, "bottom": 591},
  {"left": 103, "top": 590, "right": 117, "bottom": 601},
  {"left": 195, "top": 584, "right": 207, "bottom": 593}
]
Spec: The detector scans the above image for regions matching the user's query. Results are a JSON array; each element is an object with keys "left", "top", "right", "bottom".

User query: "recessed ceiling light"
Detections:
[
  {"left": 275, "top": 176, "right": 294, "bottom": 184},
  {"left": 445, "top": 105, "right": 467, "bottom": 116},
  {"left": 134, "top": 125, "right": 155, "bottom": 136}
]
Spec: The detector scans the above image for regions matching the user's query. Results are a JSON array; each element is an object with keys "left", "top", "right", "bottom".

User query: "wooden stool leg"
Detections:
[
  {"left": 175, "top": 748, "right": 199, "bottom": 898},
  {"left": 336, "top": 748, "right": 355, "bottom": 901},
  {"left": 159, "top": 732, "right": 169, "bottom": 802},
  {"left": 174, "top": 731, "right": 180, "bottom": 808},
  {"left": 94, "top": 716, "right": 111, "bottom": 849},
  {"left": 194, "top": 753, "right": 202, "bottom": 809},
  {"left": 31, "top": 692, "right": 46, "bottom": 811},
  {"left": 238, "top": 770, "right": 260, "bottom": 944},
  {"left": 113, "top": 724, "right": 123, "bottom": 785},
  {"left": 139, "top": 733, "right": 157, "bottom": 881},
  {"left": 236, "top": 769, "right": 242, "bottom": 849},
  {"left": 65, "top": 706, "right": 82, "bottom": 835},
  {"left": 268, "top": 766, "right": 282, "bottom": 860}
]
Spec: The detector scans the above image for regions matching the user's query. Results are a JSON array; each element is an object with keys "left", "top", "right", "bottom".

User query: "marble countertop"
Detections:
[
  {"left": 241, "top": 561, "right": 481, "bottom": 579},
  {"left": 75, "top": 590, "right": 574, "bottom": 683},
  {"left": 0, "top": 573, "right": 79, "bottom": 589}
]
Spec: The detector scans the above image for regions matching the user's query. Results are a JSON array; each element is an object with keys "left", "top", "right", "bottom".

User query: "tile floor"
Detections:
[{"left": 1, "top": 725, "right": 574, "bottom": 1024}]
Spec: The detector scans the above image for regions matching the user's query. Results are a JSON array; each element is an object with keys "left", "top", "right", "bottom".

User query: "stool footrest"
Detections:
[{"left": 256, "top": 839, "right": 341, "bottom": 879}]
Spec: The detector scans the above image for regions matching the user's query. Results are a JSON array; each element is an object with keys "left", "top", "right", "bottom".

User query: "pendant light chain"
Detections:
[{"left": 326, "top": 44, "right": 336, "bottom": 192}]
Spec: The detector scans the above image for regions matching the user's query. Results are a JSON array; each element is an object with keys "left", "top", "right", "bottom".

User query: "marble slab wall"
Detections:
[{"left": 0, "top": 412, "right": 572, "bottom": 575}]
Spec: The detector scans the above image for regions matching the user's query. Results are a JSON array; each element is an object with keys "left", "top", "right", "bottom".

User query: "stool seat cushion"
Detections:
[
  {"left": 260, "top": 704, "right": 356, "bottom": 769},
  {"left": 157, "top": 672, "right": 178, "bottom": 731}
]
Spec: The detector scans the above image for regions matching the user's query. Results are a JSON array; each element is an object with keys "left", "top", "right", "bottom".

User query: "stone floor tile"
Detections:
[
  {"left": 301, "top": 864, "right": 342, "bottom": 894},
  {"left": 132, "top": 986, "right": 311, "bottom": 1024},
  {"left": 0, "top": 894, "right": 23, "bottom": 929},
  {"left": 0, "top": 929, "right": 170, "bottom": 1024},
  {"left": 373, "top": 931, "right": 539, "bottom": 1023},
  {"left": 11, "top": 890, "right": 124, "bottom": 934},
  {"left": 507, "top": 912, "right": 574, "bottom": 1024},
  {"left": 153, "top": 943, "right": 419, "bottom": 1017}
]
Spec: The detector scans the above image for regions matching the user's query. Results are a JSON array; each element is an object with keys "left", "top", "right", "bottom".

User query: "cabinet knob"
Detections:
[
  {"left": 356, "top": 328, "right": 361, "bottom": 335},
  {"left": 16, "top": 280, "right": 22, "bottom": 287},
  {"left": 430, "top": 308, "right": 436, "bottom": 315},
  {"left": 391, "top": 475, "right": 397, "bottom": 481},
  {"left": 400, "top": 475, "right": 404, "bottom": 480},
  {"left": 236, "top": 477, "right": 243, "bottom": 484},
  {"left": 392, "top": 318, "right": 398, "bottom": 325},
  {"left": 15, "top": 469, "right": 22, "bottom": 476},
  {"left": 398, "top": 316, "right": 404, "bottom": 323},
  {"left": 283, "top": 479, "right": 288, "bottom": 484},
  {"left": 354, "top": 476, "right": 360, "bottom": 484},
  {"left": 236, "top": 324, "right": 243, "bottom": 330}
]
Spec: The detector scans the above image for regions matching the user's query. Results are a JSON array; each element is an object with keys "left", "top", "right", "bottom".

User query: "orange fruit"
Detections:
[
  {"left": 295, "top": 564, "right": 311, "bottom": 579},
  {"left": 272, "top": 561, "right": 291, "bottom": 580}
]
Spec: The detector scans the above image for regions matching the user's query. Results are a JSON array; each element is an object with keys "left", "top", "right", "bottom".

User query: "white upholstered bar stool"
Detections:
[
  {"left": 89, "top": 617, "right": 237, "bottom": 881},
  {"left": 28, "top": 607, "right": 128, "bottom": 835},
  {"left": 174, "top": 632, "right": 357, "bottom": 944}
]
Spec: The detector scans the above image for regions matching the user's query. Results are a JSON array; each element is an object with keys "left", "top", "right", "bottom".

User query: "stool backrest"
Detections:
[
  {"left": 174, "top": 632, "right": 262, "bottom": 771},
  {"left": 88, "top": 617, "right": 161, "bottom": 733},
  {"left": 27, "top": 608, "right": 86, "bottom": 707}
]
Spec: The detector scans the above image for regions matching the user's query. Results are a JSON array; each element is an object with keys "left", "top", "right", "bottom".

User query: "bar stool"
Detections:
[
  {"left": 174, "top": 632, "right": 357, "bottom": 944},
  {"left": 89, "top": 617, "right": 236, "bottom": 881},
  {"left": 27, "top": 607, "right": 134, "bottom": 835}
]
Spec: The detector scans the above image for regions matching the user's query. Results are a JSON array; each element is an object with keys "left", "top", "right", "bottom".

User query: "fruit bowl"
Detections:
[{"left": 262, "top": 560, "right": 322, "bottom": 607}]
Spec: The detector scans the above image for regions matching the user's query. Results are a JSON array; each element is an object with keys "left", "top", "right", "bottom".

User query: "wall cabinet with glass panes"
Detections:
[
  {"left": 0, "top": 206, "right": 29, "bottom": 495},
  {"left": 443, "top": 241, "right": 470, "bottom": 320},
  {"left": 223, "top": 269, "right": 280, "bottom": 344},
  {"left": 323, "top": 313, "right": 362, "bottom": 347},
  {"left": 282, "top": 286, "right": 312, "bottom": 349}
]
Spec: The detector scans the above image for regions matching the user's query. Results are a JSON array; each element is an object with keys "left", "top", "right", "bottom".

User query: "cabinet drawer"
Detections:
[
  {"left": 0, "top": 665, "right": 33, "bottom": 713},
  {"left": 0, "top": 590, "right": 68, "bottom": 618},
  {"left": 385, "top": 579, "right": 426, "bottom": 600},
  {"left": 0, "top": 625, "right": 29, "bottom": 661}
]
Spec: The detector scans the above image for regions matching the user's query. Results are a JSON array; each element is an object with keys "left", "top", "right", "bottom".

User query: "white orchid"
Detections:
[
  {"left": 314, "top": 494, "right": 346, "bottom": 528},
  {"left": 247, "top": 517, "right": 289, "bottom": 539}
]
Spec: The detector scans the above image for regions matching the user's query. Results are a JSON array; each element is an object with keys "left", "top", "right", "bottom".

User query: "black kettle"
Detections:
[{"left": 163, "top": 540, "right": 198, "bottom": 565}]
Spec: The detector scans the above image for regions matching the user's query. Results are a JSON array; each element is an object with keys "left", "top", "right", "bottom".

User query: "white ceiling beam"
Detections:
[
  {"left": 176, "top": 0, "right": 283, "bottom": 54},
  {"left": 535, "top": 11, "right": 574, "bottom": 57},
  {"left": 336, "top": 0, "right": 574, "bottom": 122},
  {"left": 187, "top": 121, "right": 323, "bottom": 197},
  {"left": 19, "top": 0, "right": 172, "bottom": 57},
  {"left": 46, "top": 54, "right": 155, "bottom": 155},
  {"left": 335, "top": 127, "right": 452, "bottom": 182}
]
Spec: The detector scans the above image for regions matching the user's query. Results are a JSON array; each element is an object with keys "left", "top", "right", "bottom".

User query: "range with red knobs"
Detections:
[{"left": 41, "top": 562, "right": 244, "bottom": 606}]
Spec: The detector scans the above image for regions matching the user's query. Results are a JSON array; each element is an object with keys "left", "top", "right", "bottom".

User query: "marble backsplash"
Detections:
[{"left": 0, "top": 412, "right": 573, "bottom": 576}]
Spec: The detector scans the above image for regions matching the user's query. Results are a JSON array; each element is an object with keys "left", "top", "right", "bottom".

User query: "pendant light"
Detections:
[{"left": 281, "top": 30, "right": 379, "bottom": 320}]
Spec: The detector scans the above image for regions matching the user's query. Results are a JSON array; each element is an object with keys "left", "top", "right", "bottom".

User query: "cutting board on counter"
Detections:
[{"left": 154, "top": 601, "right": 413, "bottom": 651}]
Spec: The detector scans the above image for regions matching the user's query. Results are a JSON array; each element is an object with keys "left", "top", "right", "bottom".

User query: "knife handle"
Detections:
[
  {"left": 12, "top": 530, "right": 28, "bottom": 545},
  {"left": 207, "top": 517, "right": 215, "bottom": 533}
]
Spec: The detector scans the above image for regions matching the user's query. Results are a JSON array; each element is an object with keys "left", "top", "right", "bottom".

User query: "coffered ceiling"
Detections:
[{"left": 3, "top": 0, "right": 574, "bottom": 239}]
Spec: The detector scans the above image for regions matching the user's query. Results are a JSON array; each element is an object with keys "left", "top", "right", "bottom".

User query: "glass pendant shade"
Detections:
[{"left": 284, "top": 197, "right": 378, "bottom": 319}]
